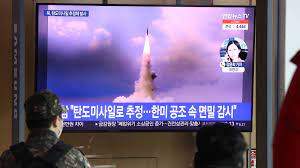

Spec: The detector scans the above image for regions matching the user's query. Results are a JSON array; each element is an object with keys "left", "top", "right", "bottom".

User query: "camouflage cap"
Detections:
[{"left": 24, "top": 91, "right": 66, "bottom": 121}]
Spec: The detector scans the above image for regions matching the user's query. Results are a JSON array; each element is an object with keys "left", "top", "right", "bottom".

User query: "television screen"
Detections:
[{"left": 36, "top": 4, "right": 255, "bottom": 131}]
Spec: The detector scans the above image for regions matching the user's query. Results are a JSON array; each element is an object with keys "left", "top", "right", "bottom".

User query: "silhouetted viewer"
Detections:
[
  {"left": 194, "top": 123, "right": 246, "bottom": 168},
  {"left": 0, "top": 91, "right": 91, "bottom": 168}
]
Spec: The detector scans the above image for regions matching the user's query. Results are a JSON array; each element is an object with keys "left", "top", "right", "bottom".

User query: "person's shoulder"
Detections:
[
  {"left": 62, "top": 147, "right": 92, "bottom": 168},
  {"left": 1, "top": 149, "right": 15, "bottom": 161},
  {"left": 1, "top": 149, "right": 14, "bottom": 159},
  {"left": 0, "top": 149, "right": 17, "bottom": 168},
  {"left": 66, "top": 147, "right": 86, "bottom": 158}
]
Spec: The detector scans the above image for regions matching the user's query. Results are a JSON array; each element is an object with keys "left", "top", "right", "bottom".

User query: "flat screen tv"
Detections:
[{"left": 36, "top": 4, "right": 255, "bottom": 131}]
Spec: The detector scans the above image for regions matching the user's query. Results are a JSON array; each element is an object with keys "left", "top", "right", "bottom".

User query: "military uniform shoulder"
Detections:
[
  {"left": 58, "top": 147, "right": 92, "bottom": 168},
  {"left": 67, "top": 147, "right": 85, "bottom": 157},
  {"left": 0, "top": 149, "right": 15, "bottom": 161},
  {"left": 0, "top": 149, "right": 17, "bottom": 168}
]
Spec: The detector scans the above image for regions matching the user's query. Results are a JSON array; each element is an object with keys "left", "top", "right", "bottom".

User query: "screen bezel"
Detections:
[{"left": 35, "top": 3, "right": 256, "bottom": 133}]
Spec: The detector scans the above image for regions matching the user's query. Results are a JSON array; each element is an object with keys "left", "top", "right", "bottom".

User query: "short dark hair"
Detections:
[
  {"left": 194, "top": 123, "right": 246, "bottom": 168},
  {"left": 24, "top": 91, "right": 64, "bottom": 130}
]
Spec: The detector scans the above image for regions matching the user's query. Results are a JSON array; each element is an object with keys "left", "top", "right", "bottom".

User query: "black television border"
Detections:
[{"left": 34, "top": 3, "right": 256, "bottom": 133}]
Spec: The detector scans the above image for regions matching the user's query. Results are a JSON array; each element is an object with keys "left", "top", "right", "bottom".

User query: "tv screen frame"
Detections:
[{"left": 35, "top": 3, "right": 256, "bottom": 132}]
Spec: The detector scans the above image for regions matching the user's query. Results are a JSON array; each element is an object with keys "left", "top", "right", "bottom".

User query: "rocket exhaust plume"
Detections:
[
  {"left": 114, "top": 29, "right": 155, "bottom": 102},
  {"left": 133, "top": 29, "right": 154, "bottom": 98}
]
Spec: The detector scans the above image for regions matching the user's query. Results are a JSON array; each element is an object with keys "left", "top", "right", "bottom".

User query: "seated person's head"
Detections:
[
  {"left": 24, "top": 90, "right": 66, "bottom": 137},
  {"left": 194, "top": 123, "right": 246, "bottom": 168}
]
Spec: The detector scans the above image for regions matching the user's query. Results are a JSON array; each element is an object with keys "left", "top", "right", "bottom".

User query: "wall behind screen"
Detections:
[
  {"left": 285, "top": 0, "right": 299, "bottom": 91},
  {"left": 0, "top": 0, "right": 12, "bottom": 153}
]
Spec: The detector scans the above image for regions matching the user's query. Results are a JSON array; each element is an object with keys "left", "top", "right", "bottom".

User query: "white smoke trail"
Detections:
[
  {"left": 113, "top": 33, "right": 155, "bottom": 102},
  {"left": 132, "top": 34, "right": 154, "bottom": 98}
]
